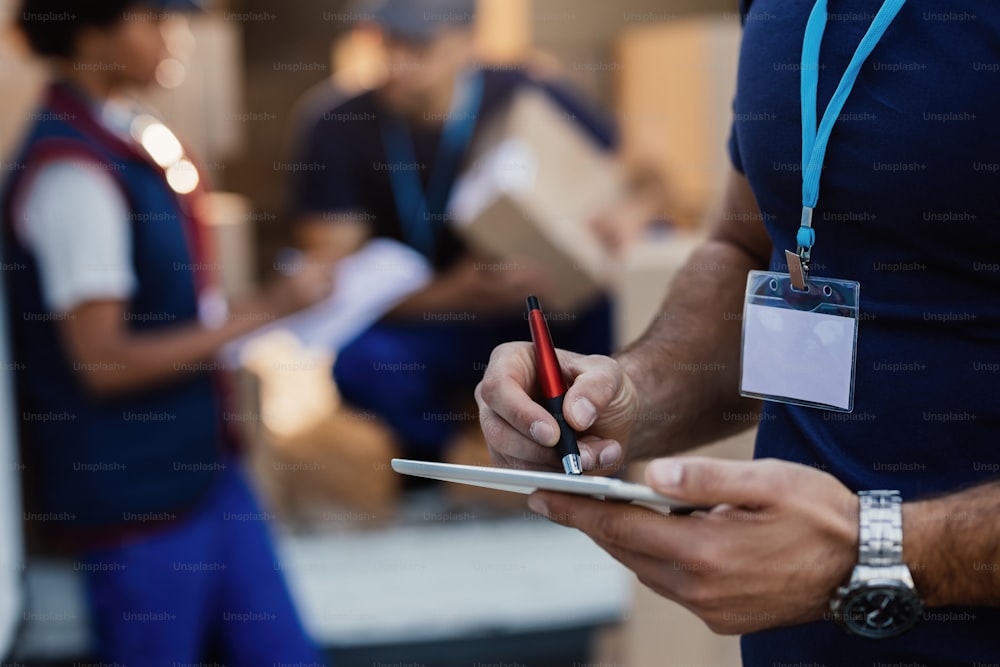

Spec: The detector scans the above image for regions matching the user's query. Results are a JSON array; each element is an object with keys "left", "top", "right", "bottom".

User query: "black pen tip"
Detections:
[{"left": 526, "top": 295, "right": 540, "bottom": 311}]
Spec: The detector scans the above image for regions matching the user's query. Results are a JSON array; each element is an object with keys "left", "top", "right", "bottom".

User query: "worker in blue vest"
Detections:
[{"left": 4, "top": 1, "right": 331, "bottom": 664}]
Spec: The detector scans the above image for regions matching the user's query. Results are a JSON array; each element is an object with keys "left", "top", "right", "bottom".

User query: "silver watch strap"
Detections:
[{"left": 858, "top": 490, "right": 904, "bottom": 567}]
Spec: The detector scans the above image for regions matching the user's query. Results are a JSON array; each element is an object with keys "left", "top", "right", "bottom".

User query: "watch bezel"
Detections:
[{"left": 831, "top": 576, "right": 924, "bottom": 639}]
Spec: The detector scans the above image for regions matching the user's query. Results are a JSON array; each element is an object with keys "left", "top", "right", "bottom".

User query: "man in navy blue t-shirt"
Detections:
[
  {"left": 476, "top": 1, "right": 1000, "bottom": 665},
  {"left": 290, "top": 0, "right": 616, "bottom": 461}
]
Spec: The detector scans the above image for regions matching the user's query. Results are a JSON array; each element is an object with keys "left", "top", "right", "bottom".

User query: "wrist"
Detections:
[
  {"left": 830, "top": 491, "right": 924, "bottom": 638},
  {"left": 902, "top": 500, "right": 942, "bottom": 607},
  {"left": 615, "top": 347, "right": 675, "bottom": 460}
]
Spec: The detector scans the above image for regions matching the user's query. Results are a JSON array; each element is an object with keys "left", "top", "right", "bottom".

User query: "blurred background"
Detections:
[{"left": 0, "top": 0, "right": 757, "bottom": 665}]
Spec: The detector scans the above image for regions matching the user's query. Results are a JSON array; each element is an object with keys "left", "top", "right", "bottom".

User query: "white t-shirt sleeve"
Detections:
[{"left": 14, "top": 160, "right": 138, "bottom": 313}]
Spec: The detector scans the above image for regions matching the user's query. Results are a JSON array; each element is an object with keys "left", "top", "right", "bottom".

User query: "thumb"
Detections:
[
  {"left": 644, "top": 457, "right": 783, "bottom": 509},
  {"left": 559, "top": 352, "right": 633, "bottom": 431}
]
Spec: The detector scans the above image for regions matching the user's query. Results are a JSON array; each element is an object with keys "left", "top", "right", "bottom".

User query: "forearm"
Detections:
[
  {"left": 612, "top": 168, "right": 772, "bottom": 461},
  {"left": 65, "top": 294, "right": 282, "bottom": 397},
  {"left": 386, "top": 273, "right": 461, "bottom": 319},
  {"left": 386, "top": 256, "right": 529, "bottom": 319},
  {"left": 616, "top": 239, "right": 764, "bottom": 461},
  {"left": 903, "top": 480, "right": 1000, "bottom": 607}
]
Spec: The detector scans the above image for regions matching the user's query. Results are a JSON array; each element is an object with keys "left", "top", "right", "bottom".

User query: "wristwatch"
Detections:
[{"left": 829, "top": 490, "right": 924, "bottom": 638}]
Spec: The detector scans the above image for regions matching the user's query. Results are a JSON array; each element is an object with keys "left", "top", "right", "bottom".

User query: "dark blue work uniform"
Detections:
[{"left": 730, "top": 1, "right": 1000, "bottom": 664}]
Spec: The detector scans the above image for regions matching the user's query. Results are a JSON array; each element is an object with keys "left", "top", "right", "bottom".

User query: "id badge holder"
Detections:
[{"left": 740, "top": 270, "right": 860, "bottom": 412}]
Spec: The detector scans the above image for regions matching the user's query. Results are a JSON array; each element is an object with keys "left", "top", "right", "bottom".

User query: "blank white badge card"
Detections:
[{"left": 740, "top": 271, "right": 860, "bottom": 412}]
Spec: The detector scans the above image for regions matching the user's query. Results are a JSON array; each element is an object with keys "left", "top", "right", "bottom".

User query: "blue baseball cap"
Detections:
[{"left": 368, "top": 0, "right": 476, "bottom": 42}]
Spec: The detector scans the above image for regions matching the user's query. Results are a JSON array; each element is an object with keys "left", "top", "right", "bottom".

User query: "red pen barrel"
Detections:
[{"left": 528, "top": 309, "right": 566, "bottom": 399}]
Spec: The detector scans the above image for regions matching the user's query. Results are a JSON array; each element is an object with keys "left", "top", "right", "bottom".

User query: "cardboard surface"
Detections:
[
  {"left": 616, "top": 16, "right": 742, "bottom": 226},
  {"left": 449, "top": 87, "right": 624, "bottom": 312}
]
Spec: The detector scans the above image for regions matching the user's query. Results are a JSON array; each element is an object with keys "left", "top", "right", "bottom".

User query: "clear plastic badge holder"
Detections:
[{"left": 740, "top": 271, "right": 860, "bottom": 412}]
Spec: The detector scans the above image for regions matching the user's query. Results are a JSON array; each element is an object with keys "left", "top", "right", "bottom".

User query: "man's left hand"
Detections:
[{"left": 527, "top": 457, "right": 859, "bottom": 634}]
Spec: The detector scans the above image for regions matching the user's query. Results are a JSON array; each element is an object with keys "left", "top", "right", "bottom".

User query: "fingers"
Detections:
[
  {"left": 578, "top": 436, "right": 624, "bottom": 475},
  {"left": 478, "top": 399, "right": 563, "bottom": 471},
  {"left": 644, "top": 457, "right": 794, "bottom": 509},
  {"left": 477, "top": 256, "right": 553, "bottom": 310},
  {"left": 527, "top": 491, "right": 693, "bottom": 562},
  {"left": 590, "top": 538, "right": 697, "bottom": 612},
  {"left": 477, "top": 341, "right": 635, "bottom": 473},
  {"left": 527, "top": 492, "right": 729, "bottom": 626},
  {"left": 476, "top": 342, "right": 562, "bottom": 445},
  {"left": 476, "top": 341, "right": 562, "bottom": 447},
  {"left": 558, "top": 352, "right": 628, "bottom": 432}
]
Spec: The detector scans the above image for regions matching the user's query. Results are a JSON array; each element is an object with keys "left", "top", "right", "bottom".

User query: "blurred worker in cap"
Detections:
[
  {"left": 4, "top": 1, "right": 329, "bottom": 664},
  {"left": 290, "top": 0, "right": 617, "bottom": 463}
]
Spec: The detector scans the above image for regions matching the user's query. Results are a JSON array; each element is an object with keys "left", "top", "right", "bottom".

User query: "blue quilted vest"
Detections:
[{"left": 2, "top": 82, "right": 225, "bottom": 547}]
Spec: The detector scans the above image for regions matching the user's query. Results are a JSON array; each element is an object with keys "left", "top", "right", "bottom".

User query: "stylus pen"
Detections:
[{"left": 526, "top": 295, "right": 583, "bottom": 475}]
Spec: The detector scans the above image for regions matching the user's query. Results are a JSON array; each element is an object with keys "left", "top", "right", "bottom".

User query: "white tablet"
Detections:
[{"left": 391, "top": 459, "right": 700, "bottom": 513}]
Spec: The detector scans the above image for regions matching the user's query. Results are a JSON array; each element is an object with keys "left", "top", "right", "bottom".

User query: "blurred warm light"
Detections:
[
  {"left": 241, "top": 331, "right": 339, "bottom": 440},
  {"left": 156, "top": 57, "right": 187, "bottom": 89},
  {"left": 154, "top": 17, "right": 194, "bottom": 90},
  {"left": 131, "top": 115, "right": 200, "bottom": 194},
  {"left": 138, "top": 120, "right": 184, "bottom": 167},
  {"left": 166, "top": 159, "right": 200, "bottom": 194}
]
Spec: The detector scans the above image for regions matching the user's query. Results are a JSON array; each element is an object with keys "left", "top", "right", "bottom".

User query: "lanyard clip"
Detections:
[{"left": 788, "top": 206, "right": 816, "bottom": 290}]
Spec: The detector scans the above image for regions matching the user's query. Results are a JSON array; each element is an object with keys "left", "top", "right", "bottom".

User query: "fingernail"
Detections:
[
  {"left": 580, "top": 447, "right": 595, "bottom": 470},
  {"left": 571, "top": 398, "right": 597, "bottom": 430},
  {"left": 599, "top": 442, "right": 622, "bottom": 469},
  {"left": 648, "top": 459, "right": 683, "bottom": 488},
  {"left": 527, "top": 494, "right": 549, "bottom": 517},
  {"left": 530, "top": 420, "right": 557, "bottom": 446}
]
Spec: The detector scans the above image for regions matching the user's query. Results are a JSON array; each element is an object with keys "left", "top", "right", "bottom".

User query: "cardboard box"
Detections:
[{"left": 448, "top": 86, "right": 624, "bottom": 313}]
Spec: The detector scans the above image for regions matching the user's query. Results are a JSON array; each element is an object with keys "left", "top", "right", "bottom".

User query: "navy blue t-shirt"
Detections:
[
  {"left": 730, "top": 1, "right": 1000, "bottom": 664},
  {"left": 291, "top": 68, "right": 616, "bottom": 270}
]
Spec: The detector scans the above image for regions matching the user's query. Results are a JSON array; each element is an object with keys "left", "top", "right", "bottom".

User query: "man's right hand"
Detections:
[
  {"left": 474, "top": 342, "right": 640, "bottom": 473},
  {"left": 390, "top": 255, "right": 552, "bottom": 319},
  {"left": 443, "top": 255, "right": 552, "bottom": 315}
]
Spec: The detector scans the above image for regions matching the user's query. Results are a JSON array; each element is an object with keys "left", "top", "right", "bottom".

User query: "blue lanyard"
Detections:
[
  {"left": 796, "top": 0, "right": 908, "bottom": 266},
  {"left": 381, "top": 71, "right": 484, "bottom": 260}
]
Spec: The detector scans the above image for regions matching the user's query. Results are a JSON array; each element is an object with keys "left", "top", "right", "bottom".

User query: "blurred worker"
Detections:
[
  {"left": 290, "top": 0, "right": 617, "bottom": 462},
  {"left": 4, "top": 1, "right": 331, "bottom": 664}
]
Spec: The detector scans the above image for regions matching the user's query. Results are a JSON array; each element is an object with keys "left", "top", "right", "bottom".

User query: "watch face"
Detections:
[{"left": 838, "top": 584, "right": 922, "bottom": 639}]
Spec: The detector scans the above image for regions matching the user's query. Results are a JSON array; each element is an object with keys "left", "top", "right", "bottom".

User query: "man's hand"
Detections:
[
  {"left": 526, "top": 456, "right": 859, "bottom": 634},
  {"left": 475, "top": 343, "right": 640, "bottom": 473},
  {"left": 442, "top": 255, "right": 553, "bottom": 315},
  {"left": 389, "top": 255, "right": 552, "bottom": 319}
]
